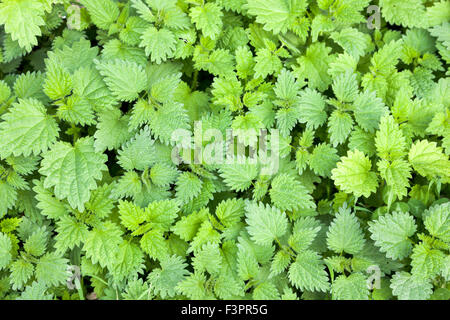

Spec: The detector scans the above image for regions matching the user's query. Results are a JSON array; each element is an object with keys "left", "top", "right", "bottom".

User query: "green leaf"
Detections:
[
  {"left": 83, "top": 221, "right": 123, "bottom": 269},
  {"left": 0, "top": 98, "right": 59, "bottom": 158},
  {"left": 18, "top": 281, "right": 53, "bottom": 300},
  {"left": 96, "top": 59, "right": 147, "bottom": 102},
  {"left": 0, "top": 0, "right": 46, "bottom": 51},
  {"left": 0, "top": 180, "right": 17, "bottom": 218},
  {"left": 330, "top": 28, "right": 370, "bottom": 59},
  {"left": 111, "top": 241, "right": 145, "bottom": 282},
  {"left": 294, "top": 42, "right": 332, "bottom": 92},
  {"left": 56, "top": 95, "right": 95, "bottom": 126},
  {"left": 150, "top": 162, "right": 179, "bottom": 187},
  {"left": 254, "top": 48, "right": 282, "bottom": 79},
  {"left": 423, "top": 202, "right": 450, "bottom": 242},
  {"left": 118, "top": 200, "right": 145, "bottom": 231},
  {"left": 72, "top": 67, "right": 116, "bottom": 112},
  {"left": 215, "top": 198, "right": 245, "bottom": 228},
  {"left": 288, "top": 249, "right": 330, "bottom": 292},
  {"left": 148, "top": 255, "right": 189, "bottom": 299},
  {"left": 54, "top": 215, "right": 89, "bottom": 254},
  {"left": 380, "top": 0, "right": 427, "bottom": 28},
  {"left": 377, "top": 159, "right": 412, "bottom": 200},
  {"left": 326, "top": 206, "right": 365, "bottom": 255},
  {"left": 332, "top": 71, "right": 359, "bottom": 103},
  {"left": 172, "top": 208, "right": 208, "bottom": 242},
  {"left": 235, "top": 45, "right": 255, "bottom": 79},
  {"left": 332, "top": 273, "right": 369, "bottom": 300},
  {"left": 211, "top": 74, "right": 243, "bottom": 111},
  {"left": 175, "top": 172, "right": 203, "bottom": 204},
  {"left": 245, "top": 0, "right": 307, "bottom": 34},
  {"left": 81, "top": 0, "right": 120, "bottom": 30},
  {"left": 122, "top": 278, "right": 153, "bottom": 300},
  {"left": 274, "top": 68, "right": 300, "bottom": 105},
  {"left": 328, "top": 110, "right": 354, "bottom": 147},
  {"left": 24, "top": 227, "right": 48, "bottom": 257},
  {"left": 39, "top": 137, "right": 108, "bottom": 211},
  {"left": 176, "top": 272, "right": 210, "bottom": 299},
  {"left": 149, "top": 102, "right": 190, "bottom": 145},
  {"left": 269, "top": 173, "right": 315, "bottom": 212},
  {"left": 308, "top": 143, "right": 339, "bottom": 177},
  {"left": 411, "top": 242, "right": 445, "bottom": 279},
  {"left": 270, "top": 250, "right": 292, "bottom": 277},
  {"left": 369, "top": 211, "right": 417, "bottom": 260},
  {"left": 118, "top": 128, "right": 157, "bottom": 171},
  {"left": 353, "top": 91, "right": 387, "bottom": 133},
  {"left": 219, "top": 159, "right": 259, "bottom": 192},
  {"left": 390, "top": 271, "right": 433, "bottom": 300},
  {"left": 10, "top": 258, "right": 34, "bottom": 290},
  {"left": 289, "top": 217, "right": 322, "bottom": 252},
  {"left": 298, "top": 88, "right": 328, "bottom": 129},
  {"left": 375, "top": 115, "right": 407, "bottom": 161},
  {"left": 349, "top": 127, "right": 376, "bottom": 157},
  {"left": 94, "top": 108, "right": 134, "bottom": 152},
  {"left": 190, "top": 3, "right": 223, "bottom": 40},
  {"left": 331, "top": 149, "right": 379, "bottom": 198},
  {"left": 253, "top": 281, "right": 280, "bottom": 300},
  {"left": 35, "top": 253, "right": 69, "bottom": 287},
  {"left": 33, "top": 179, "right": 68, "bottom": 220},
  {"left": 140, "top": 229, "right": 168, "bottom": 261},
  {"left": 140, "top": 27, "right": 176, "bottom": 64},
  {"left": 145, "top": 199, "right": 179, "bottom": 232},
  {"left": 0, "top": 80, "right": 11, "bottom": 103},
  {"left": 409, "top": 140, "right": 450, "bottom": 181},
  {"left": 245, "top": 201, "right": 288, "bottom": 246},
  {"left": 43, "top": 61, "right": 73, "bottom": 101},
  {"left": 0, "top": 232, "right": 12, "bottom": 270},
  {"left": 192, "top": 242, "right": 223, "bottom": 275}
]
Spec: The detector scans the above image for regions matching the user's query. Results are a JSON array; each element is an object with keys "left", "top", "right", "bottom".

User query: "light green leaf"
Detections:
[
  {"left": 148, "top": 255, "right": 189, "bottom": 299},
  {"left": 0, "top": 232, "right": 12, "bottom": 270},
  {"left": 39, "top": 137, "right": 108, "bottom": 211},
  {"left": 96, "top": 59, "right": 147, "bottom": 102},
  {"left": 298, "top": 88, "right": 327, "bottom": 129},
  {"left": 369, "top": 211, "right": 417, "bottom": 260},
  {"left": 245, "top": 0, "right": 307, "bottom": 34},
  {"left": 288, "top": 249, "right": 330, "bottom": 292},
  {"left": 10, "top": 258, "right": 34, "bottom": 290},
  {"left": 409, "top": 140, "right": 450, "bottom": 181},
  {"left": 423, "top": 202, "right": 450, "bottom": 242},
  {"left": 326, "top": 206, "right": 365, "bottom": 255},
  {"left": 35, "top": 253, "right": 69, "bottom": 287},
  {"left": 328, "top": 110, "right": 354, "bottom": 147},
  {"left": 331, "top": 149, "right": 379, "bottom": 198},
  {"left": 140, "top": 27, "right": 176, "bottom": 64},
  {"left": 269, "top": 173, "right": 315, "bottom": 212},
  {"left": 411, "top": 242, "right": 445, "bottom": 279},
  {"left": 332, "top": 273, "right": 369, "bottom": 300},
  {"left": 0, "top": 98, "right": 59, "bottom": 158},
  {"left": 83, "top": 221, "right": 123, "bottom": 268},
  {"left": 353, "top": 91, "right": 387, "bottom": 133},
  {"left": 0, "top": 0, "right": 46, "bottom": 51},
  {"left": 190, "top": 3, "right": 223, "bottom": 40},
  {"left": 81, "top": 0, "right": 120, "bottom": 30},
  {"left": 390, "top": 271, "right": 433, "bottom": 300},
  {"left": 245, "top": 201, "right": 288, "bottom": 246}
]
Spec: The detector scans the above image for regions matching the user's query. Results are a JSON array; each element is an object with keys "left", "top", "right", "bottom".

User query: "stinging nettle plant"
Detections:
[{"left": 0, "top": 0, "right": 449, "bottom": 301}]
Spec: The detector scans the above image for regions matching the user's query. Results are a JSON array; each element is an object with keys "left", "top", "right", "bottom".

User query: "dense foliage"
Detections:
[{"left": 0, "top": 0, "right": 449, "bottom": 300}]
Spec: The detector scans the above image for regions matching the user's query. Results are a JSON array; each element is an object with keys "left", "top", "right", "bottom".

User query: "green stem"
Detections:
[
  {"left": 191, "top": 70, "right": 199, "bottom": 91},
  {"left": 75, "top": 277, "right": 85, "bottom": 300},
  {"left": 89, "top": 274, "right": 109, "bottom": 287}
]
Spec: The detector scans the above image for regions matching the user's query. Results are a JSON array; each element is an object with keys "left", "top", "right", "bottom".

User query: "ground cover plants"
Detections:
[{"left": 0, "top": 0, "right": 449, "bottom": 300}]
